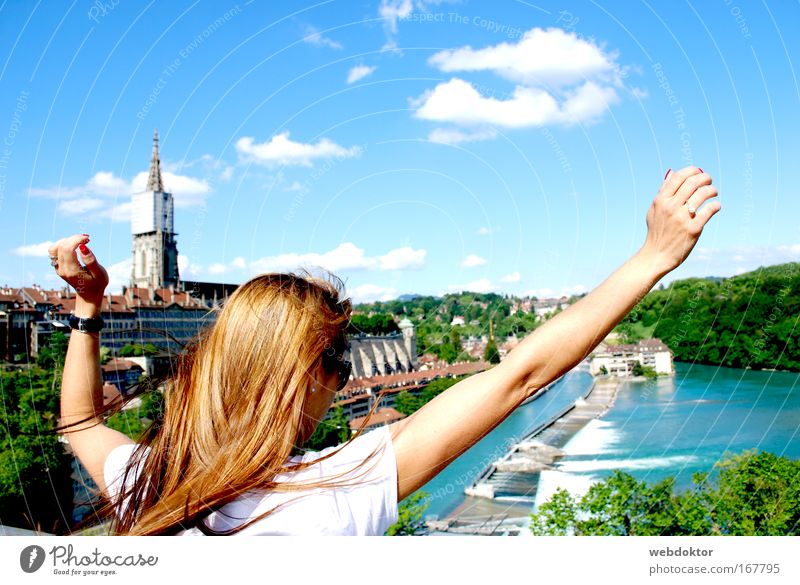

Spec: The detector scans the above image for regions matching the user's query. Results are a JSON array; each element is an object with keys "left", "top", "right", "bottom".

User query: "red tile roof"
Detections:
[{"left": 349, "top": 407, "right": 406, "bottom": 431}]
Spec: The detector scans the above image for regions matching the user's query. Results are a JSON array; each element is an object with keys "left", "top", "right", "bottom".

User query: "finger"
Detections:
[
  {"left": 674, "top": 171, "right": 712, "bottom": 205},
  {"left": 57, "top": 234, "right": 90, "bottom": 275},
  {"left": 694, "top": 199, "right": 722, "bottom": 227},
  {"left": 77, "top": 243, "right": 106, "bottom": 280},
  {"left": 685, "top": 184, "right": 718, "bottom": 214},
  {"left": 660, "top": 166, "right": 702, "bottom": 199}
]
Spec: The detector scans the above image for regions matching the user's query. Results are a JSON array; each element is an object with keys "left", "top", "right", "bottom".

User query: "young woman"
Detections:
[{"left": 52, "top": 166, "right": 719, "bottom": 535}]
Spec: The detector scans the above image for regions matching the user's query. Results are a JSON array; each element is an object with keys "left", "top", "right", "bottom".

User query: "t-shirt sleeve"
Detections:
[
  {"left": 103, "top": 443, "right": 145, "bottom": 518},
  {"left": 313, "top": 425, "right": 399, "bottom": 536}
]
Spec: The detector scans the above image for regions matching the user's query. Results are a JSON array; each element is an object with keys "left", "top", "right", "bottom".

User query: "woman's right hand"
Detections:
[
  {"left": 48, "top": 234, "right": 109, "bottom": 315},
  {"left": 641, "top": 166, "right": 721, "bottom": 276}
]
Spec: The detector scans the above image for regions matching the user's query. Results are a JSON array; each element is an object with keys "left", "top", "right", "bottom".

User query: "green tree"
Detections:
[
  {"left": 632, "top": 361, "right": 644, "bottom": 376},
  {"left": 0, "top": 367, "right": 73, "bottom": 534},
  {"left": 394, "top": 391, "right": 421, "bottom": 416},
  {"left": 386, "top": 490, "right": 430, "bottom": 535},
  {"left": 529, "top": 450, "right": 800, "bottom": 536},
  {"left": 484, "top": 338, "right": 500, "bottom": 364}
]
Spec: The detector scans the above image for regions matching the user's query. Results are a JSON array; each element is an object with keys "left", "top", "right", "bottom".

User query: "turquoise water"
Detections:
[
  {"left": 408, "top": 362, "right": 800, "bottom": 518},
  {"left": 412, "top": 367, "right": 591, "bottom": 519},
  {"left": 537, "top": 362, "right": 800, "bottom": 505}
]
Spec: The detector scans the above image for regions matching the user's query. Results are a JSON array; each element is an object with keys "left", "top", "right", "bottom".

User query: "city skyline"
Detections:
[{"left": 1, "top": 1, "right": 798, "bottom": 304}]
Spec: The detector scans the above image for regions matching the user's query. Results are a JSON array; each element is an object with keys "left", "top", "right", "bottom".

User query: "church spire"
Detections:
[{"left": 146, "top": 129, "right": 164, "bottom": 192}]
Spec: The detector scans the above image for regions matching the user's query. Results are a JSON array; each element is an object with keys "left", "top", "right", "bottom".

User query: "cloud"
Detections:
[
  {"left": 57, "top": 197, "right": 105, "bottom": 216},
  {"left": 220, "top": 166, "right": 234, "bottom": 181},
  {"left": 13, "top": 241, "right": 55, "bottom": 257},
  {"left": 231, "top": 256, "right": 246, "bottom": 269},
  {"left": 350, "top": 283, "right": 399, "bottom": 304},
  {"left": 236, "top": 132, "right": 361, "bottom": 167},
  {"left": 415, "top": 78, "right": 618, "bottom": 127},
  {"left": 249, "top": 242, "right": 427, "bottom": 274},
  {"left": 460, "top": 254, "right": 487, "bottom": 268},
  {"left": 377, "top": 246, "right": 426, "bottom": 270},
  {"left": 501, "top": 271, "right": 521, "bottom": 283},
  {"left": 379, "top": 0, "right": 413, "bottom": 35},
  {"left": 428, "top": 127, "right": 498, "bottom": 144},
  {"left": 207, "top": 263, "right": 229, "bottom": 275},
  {"left": 428, "top": 27, "right": 623, "bottom": 88},
  {"left": 414, "top": 27, "right": 630, "bottom": 134},
  {"left": 347, "top": 64, "right": 377, "bottom": 84},
  {"left": 447, "top": 277, "right": 493, "bottom": 293},
  {"left": 302, "top": 25, "right": 343, "bottom": 50},
  {"left": 106, "top": 258, "right": 132, "bottom": 294},
  {"left": 477, "top": 226, "right": 494, "bottom": 236},
  {"left": 29, "top": 168, "right": 212, "bottom": 215},
  {"left": 178, "top": 254, "right": 203, "bottom": 278}
]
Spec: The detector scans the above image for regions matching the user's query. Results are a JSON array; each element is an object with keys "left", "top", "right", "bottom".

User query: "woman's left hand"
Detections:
[{"left": 48, "top": 234, "right": 109, "bottom": 311}]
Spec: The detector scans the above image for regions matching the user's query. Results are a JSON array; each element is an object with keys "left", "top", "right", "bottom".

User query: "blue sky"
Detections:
[{"left": 1, "top": 0, "right": 798, "bottom": 303}]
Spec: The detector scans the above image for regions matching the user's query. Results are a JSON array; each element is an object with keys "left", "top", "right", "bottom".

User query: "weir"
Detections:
[{"left": 426, "top": 362, "right": 622, "bottom": 535}]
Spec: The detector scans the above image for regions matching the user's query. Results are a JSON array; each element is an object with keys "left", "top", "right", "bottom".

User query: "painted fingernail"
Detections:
[
  {"left": 79, "top": 244, "right": 89, "bottom": 254},
  {"left": 664, "top": 168, "right": 672, "bottom": 181},
  {"left": 698, "top": 167, "right": 704, "bottom": 173}
]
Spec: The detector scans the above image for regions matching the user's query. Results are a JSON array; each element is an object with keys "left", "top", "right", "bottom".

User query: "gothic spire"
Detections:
[{"left": 146, "top": 129, "right": 164, "bottom": 192}]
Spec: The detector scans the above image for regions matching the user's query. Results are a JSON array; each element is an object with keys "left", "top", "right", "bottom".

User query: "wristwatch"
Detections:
[{"left": 68, "top": 314, "right": 105, "bottom": 333}]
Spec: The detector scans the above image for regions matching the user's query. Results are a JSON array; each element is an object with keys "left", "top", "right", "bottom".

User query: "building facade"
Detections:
[{"left": 589, "top": 338, "right": 674, "bottom": 376}]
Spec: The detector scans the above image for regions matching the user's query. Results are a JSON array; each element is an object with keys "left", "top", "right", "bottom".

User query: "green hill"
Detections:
[{"left": 622, "top": 262, "right": 800, "bottom": 371}]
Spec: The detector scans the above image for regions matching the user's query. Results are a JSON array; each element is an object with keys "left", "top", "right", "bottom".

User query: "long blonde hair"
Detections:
[{"left": 100, "top": 269, "right": 386, "bottom": 535}]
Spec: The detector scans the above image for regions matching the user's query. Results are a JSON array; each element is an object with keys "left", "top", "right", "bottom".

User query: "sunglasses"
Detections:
[{"left": 335, "top": 357, "right": 352, "bottom": 392}]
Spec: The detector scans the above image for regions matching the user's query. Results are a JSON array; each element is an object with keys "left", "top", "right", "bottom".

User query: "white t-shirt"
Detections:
[{"left": 103, "top": 425, "right": 399, "bottom": 535}]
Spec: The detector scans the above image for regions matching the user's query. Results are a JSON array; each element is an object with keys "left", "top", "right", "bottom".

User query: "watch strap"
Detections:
[{"left": 68, "top": 314, "right": 105, "bottom": 333}]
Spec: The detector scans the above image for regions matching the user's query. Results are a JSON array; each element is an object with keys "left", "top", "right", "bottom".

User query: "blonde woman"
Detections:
[{"left": 53, "top": 166, "right": 719, "bottom": 535}]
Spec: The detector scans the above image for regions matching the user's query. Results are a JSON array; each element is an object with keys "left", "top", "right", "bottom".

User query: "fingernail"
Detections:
[
  {"left": 698, "top": 167, "right": 704, "bottom": 173},
  {"left": 663, "top": 168, "right": 672, "bottom": 181},
  {"left": 79, "top": 244, "right": 89, "bottom": 254}
]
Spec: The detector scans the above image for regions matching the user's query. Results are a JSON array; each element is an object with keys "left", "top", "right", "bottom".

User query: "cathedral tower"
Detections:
[{"left": 130, "top": 130, "right": 180, "bottom": 289}]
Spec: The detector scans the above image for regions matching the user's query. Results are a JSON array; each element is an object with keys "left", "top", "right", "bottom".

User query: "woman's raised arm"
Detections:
[
  {"left": 389, "top": 166, "right": 721, "bottom": 502},
  {"left": 51, "top": 235, "right": 134, "bottom": 497}
]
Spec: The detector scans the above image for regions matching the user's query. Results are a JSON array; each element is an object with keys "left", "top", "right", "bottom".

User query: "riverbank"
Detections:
[{"left": 427, "top": 368, "right": 621, "bottom": 535}]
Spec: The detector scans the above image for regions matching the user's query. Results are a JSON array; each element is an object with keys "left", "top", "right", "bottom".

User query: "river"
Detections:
[{"left": 408, "top": 362, "right": 800, "bottom": 523}]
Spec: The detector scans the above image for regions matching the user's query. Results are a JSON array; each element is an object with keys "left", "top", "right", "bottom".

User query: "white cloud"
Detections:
[
  {"left": 379, "top": 0, "right": 413, "bottom": 35},
  {"left": 57, "top": 197, "right": 104, "bottom": 215},
  {"left": 231, "top": 256, "right": 246, "bottom": 269},
  {"left": 29, "top": 168, "right": 211, "bottom": 214},
  {"left": 208, "top": 263, "right": 229, "bottom": 275},
  {"left": 249, "top": 242, "right": 427, "bottom": 274},
  {"left": 415, "top": 78, "right": 618, "bottom": 128},
  {"left": 302, "top": 25, "right": 343, "bottom": 50},
  {"left": 347, "top": 64, "right": 377, "bottom": 84},
  {"left": 460, "top": 254, "right": 487, "bottom": 268},
  {"left": 236, "top": 132, "right": 361, "bottom": 167},
  {"left": 177, "top": 254, "right": 203, "bottom": 278},
  {"left": 220, "top": 166, "right": 234, "bottom": 181},
  {"left": 13, "top": 241, "right": 55, "bottom": 257},
  {"left": 428, "top": 127, "right": 497, "bottom": 144},
  {"left": 448, "top": 277, "right": 493, "bottom": 293},
  {"left": 350, "top": 283, "right": 399, "bottom": 304},
  {"left": 101, "top": 202, "right": 133, "bottom": 223},
  {"left": 106, "top": 258, "right": 132, "bottom": 294},
  {"left": 501, "top": 271, "right": 521, "bottom": 283},
  {"left": 428, "top": 27, "right": 622, "bottom": 88},
  {"left": 477, "top": 226, "right": 494, "bottom": 236},
  {"left": 415, "top": 27, "right": 630, "bottom": 134},
  {"left": 378, "top": 246, "right": 426, "bottom": 270}
]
